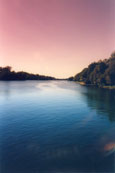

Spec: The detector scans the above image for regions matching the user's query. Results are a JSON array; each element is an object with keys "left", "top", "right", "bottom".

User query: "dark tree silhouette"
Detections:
[
  {"left": 70, "top": 52, "right": 115, "bottom": 86},
  {"left": 0, "top": 67, "right": 55, "bottom": 81}
]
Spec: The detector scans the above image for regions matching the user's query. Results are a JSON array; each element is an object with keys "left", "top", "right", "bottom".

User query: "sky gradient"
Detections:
[{"left": 0, "top": 0, "right": 115, "bottom": 78}]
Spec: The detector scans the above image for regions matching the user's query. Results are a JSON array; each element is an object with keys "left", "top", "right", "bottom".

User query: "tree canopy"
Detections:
[
  {"left": 0, "top": 67, "right": 55, "bottom": 80},
  {"left": 72, "top": 52, "right": 115, "bottom": 86}
]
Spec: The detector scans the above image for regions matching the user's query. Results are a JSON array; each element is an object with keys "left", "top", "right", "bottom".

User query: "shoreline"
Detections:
[
  {"left": 0, "top": 79, "right": 115, "bottom": 90},
  {"left": 75, "top": 81, "right": 115, "bottom": 90}
]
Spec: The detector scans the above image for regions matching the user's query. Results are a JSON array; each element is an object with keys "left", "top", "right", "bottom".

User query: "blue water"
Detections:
[{"left": 0, "top": 81, "right": 115, "bottom": 173}]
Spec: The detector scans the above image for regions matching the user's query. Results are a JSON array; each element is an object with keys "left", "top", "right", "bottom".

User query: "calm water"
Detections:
[{"left": 0, "top": 81, "right": 115, "bottom": 173}]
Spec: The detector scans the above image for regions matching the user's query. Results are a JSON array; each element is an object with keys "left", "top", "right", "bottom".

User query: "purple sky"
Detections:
[{"left": 0, "top": 0, "right": 115, "bottom": 78}]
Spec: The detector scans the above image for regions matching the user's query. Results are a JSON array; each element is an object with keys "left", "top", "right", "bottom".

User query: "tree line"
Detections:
[
  {"left": 0, "top": 66, "right": 55, "bottom": 80},
  {"left": 0, "top": 52, "right": 115, "bottom": 84},
  {"left": 68, "top": 52, "right": 115, "bottom": 86}
]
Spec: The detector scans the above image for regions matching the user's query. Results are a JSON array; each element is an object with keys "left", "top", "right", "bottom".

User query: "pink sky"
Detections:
[{"left": 0, "top": 0, "right": 115, "bottom": 78}]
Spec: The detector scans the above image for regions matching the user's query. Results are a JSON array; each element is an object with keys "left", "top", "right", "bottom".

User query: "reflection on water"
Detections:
[
  {"left": 83, "top": 87, "right": 115, "bottom": 121},
  {"left": 104, "top": 142, "right": 115, "bottom": 157},
  {"left": 0, "top": 81, "right": 115, "bottom": 172},
  {"left": 104, "top": 142, "right": 115, "bottom": 151}
]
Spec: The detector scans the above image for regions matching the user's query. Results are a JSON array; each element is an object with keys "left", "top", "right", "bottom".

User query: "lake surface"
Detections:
[{"left": 0, "top": 81, "right": 115, "bottom": 173}]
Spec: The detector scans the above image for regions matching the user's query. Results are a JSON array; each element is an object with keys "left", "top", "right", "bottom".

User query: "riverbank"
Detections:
[
  {"left": 75, "top": 81, "right": 115, "bottom": 90},
  {"left": 102, "top": 86, "right": 115, "bottom": 89}
]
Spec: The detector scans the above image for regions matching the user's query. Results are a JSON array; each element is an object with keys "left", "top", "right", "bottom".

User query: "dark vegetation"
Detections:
[
  {"left": 69, "top": 52, "right": 115, "bottom": 86},
  {"left": 0, "top": 52, "right": 115, "bottom": 84},
  {"left": 0, "top": 67, "right": 55, "bottom": 80}
]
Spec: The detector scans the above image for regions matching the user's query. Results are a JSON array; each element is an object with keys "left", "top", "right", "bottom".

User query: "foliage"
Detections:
[
  {"left": 0, "top": 67, "right": 55, "bottom": 80},
  {"left": 73, "top": 52, "right": 115, "bottom": 86}
]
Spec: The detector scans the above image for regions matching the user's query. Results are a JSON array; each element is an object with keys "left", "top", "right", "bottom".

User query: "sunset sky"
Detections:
[{"left": 0, "top": 0, "right": 115, "bottom": 78}]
